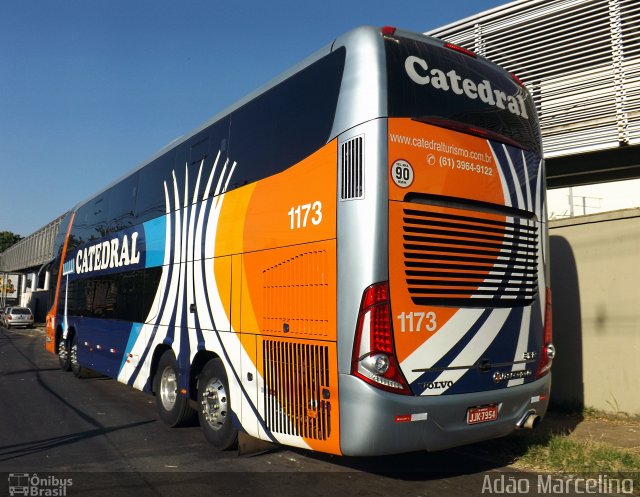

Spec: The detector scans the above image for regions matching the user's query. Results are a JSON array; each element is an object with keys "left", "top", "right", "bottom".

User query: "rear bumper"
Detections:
[
  {"left": 338, "top": 372, "right": 551, "bottom": 456},
  {"left": 6, "top": 320, "right": 33, "bottom": 327}
]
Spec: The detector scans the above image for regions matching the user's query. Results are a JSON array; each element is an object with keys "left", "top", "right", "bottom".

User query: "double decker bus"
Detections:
[{"left": 46, "top": 26, "right": 553, "bottom": 456}]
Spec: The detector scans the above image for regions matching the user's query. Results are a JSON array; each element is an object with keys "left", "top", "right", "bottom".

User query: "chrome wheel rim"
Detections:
[
  {"left": 70, "top": 341, "right": 78, "bottom": 367},
  {"left": 58, "top": 340, "right": 68, "bottom": 363},
  {"left": 159, "top": 366, "right": 178, "bottom": 411},
  {"left": 201, "top": 378, "right": 228, "bottom": 431}
]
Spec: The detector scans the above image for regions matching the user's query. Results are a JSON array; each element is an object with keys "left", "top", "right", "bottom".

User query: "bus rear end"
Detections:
[{"left": 339, "top": 28, "right": 553, "bottom": 456}]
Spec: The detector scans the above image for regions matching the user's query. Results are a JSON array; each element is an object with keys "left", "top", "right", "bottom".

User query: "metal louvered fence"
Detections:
[{"left": 428, "top": 0, "right": 640, "bottom": 159}]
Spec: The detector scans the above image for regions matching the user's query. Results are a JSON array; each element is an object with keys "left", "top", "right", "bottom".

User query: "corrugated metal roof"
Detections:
[
  {"left": 428, "top": 0, "right": 640, "bottom": 158},
  {"left": 0, "top": 214, "right": 65, "bottom": 272}
]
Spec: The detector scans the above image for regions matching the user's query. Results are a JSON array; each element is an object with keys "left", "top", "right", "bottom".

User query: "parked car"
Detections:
[{"left": 2, "top": 307, "right": 34, "bottom": 329}]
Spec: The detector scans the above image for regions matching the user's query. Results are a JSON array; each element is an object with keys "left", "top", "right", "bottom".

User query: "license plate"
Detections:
[{"left": 466, "top": 405, "right": 498, "bottom": 425}]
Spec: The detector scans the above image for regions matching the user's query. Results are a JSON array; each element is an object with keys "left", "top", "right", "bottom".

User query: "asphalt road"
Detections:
[{"left": 0, "top": 326, "right": 538, "bottom": 497}]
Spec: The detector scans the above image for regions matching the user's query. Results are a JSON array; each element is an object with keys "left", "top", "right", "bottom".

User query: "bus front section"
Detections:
[{"left": 340, "top": 28, "right": 552, "bottom": 456}]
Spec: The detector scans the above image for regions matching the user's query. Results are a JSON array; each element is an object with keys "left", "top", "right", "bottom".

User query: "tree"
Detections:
[{"left": 0, "top": 231, "right": 22, "bottom": 253}]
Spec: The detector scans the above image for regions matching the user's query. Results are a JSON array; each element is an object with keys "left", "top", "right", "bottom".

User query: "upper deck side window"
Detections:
[{"left": 228, "top": 46, "right": 346, "bottom": 187}]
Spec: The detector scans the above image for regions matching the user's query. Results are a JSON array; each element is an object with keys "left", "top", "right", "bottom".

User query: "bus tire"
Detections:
[
  {"left": 70, "top": 334, "right": 87, "bottom": 378},
  {"left": 57, "top": 337, "right": 71, "bottom": 371},
  {"left": 198, "top": 358, "right": 238, "bottom": 450},
  {"left": 153, "top": 350, "right": 196, "bottom": 427}
]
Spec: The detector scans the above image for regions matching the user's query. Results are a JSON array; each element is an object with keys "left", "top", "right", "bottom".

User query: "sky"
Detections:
[
  {"left": 548, "top": 179, "right": 640, "bottom": 219},
  {"left": 0, "top": 0, "right": 509, "bottom": 237}
]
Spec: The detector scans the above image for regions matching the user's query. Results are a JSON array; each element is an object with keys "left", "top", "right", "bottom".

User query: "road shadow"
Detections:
[
  {"left": 0, "top": 420, "right": 157, "bottom": 463},
  {"left": 290, "top": 408, "right": 586, "bottom": 481},
  {"left": 305, "top": 447, "right": 507, "bottom": 479},
  {"left": 0, "top": 367, "right": 60, "bottom": 376}
]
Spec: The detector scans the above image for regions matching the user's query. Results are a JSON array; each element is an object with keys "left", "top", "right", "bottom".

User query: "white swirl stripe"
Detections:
[{"left": 119, "top": 149, "right": 238, "bottom": 385}]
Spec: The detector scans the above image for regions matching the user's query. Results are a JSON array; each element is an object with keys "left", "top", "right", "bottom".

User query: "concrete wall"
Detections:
[{"left": 550, "top": 209, "right": 640, "bottom": 415}]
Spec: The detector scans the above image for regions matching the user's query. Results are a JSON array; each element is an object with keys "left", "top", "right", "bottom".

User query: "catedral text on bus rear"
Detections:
[{"left": 404, "top": 55, "right": 530, "bottom": 118}]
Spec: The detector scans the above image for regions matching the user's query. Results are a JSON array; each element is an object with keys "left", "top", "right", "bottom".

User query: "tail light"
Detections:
[
  {"left": 381, "top": 26, "right": 397, "bottom": 36},
  {"left": 351, "top": 282, "right": 412, "bottom": 395},
  {"left": 536, "top": 287, "right": 555, "bottom": 379},
  {"left": 510, "top": 72, "right": 526, "bottom": 87},
  {"left": 444, "top": 42, "right": 477, "bottom": 59}
]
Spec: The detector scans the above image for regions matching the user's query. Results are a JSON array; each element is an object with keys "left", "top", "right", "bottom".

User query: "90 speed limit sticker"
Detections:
[{"left": 391, "top": 159, "right": 414, "bottom": 188}]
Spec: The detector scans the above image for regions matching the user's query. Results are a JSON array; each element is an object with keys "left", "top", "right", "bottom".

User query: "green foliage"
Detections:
[
  {"left": 0, "top": 231, "right": 22, "bottom": 253},
  {"left": 469, "top": 414, "right": 640, "bottom": 492},
  {"left": 520, "top": 434, "right": 640, "bottom": 473},
  {"left": 518, "top": 435, "right": 640, "bottom": 490}
]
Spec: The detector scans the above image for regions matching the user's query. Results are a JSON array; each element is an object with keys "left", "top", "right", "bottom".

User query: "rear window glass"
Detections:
[
  {"left": 385, "top": 36, "right": 542, "bottom": 154},
  {"left": 12, "top": 308, "right": 31, "bottom": 316}
]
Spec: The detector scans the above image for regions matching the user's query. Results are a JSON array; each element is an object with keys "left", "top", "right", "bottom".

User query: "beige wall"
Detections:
[{"left": 550, "top": 209, "right": 640, "bottom": 415}]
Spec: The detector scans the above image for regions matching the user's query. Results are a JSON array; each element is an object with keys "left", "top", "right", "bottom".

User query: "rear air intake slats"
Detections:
[
  {"left": 402, "top": 207, "right": 539, "bottom": 307},
  {"left": 263, "top": 339, "right": 331, "bottom": 441}
]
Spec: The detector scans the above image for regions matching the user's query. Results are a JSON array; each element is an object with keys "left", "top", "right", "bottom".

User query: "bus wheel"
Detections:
[
  {"left": 57, "top": 337, "right": 71, "bottom": 371},
  {"left": 70, "top": 334, "right": 86, "bottom": 378},
  {"left": 153, "top": 350, "right": 195, "bottom": 427},
  {"left": 198, "top": 358, "right": 238, "bottom": 450}
]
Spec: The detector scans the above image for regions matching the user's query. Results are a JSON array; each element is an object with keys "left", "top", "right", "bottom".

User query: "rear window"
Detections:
[
  {"left": 12, "top": 308, "right": 32, "bottom": 316},
  {"left": 385, "top": 35, "right": 541, "bottom": 154}
]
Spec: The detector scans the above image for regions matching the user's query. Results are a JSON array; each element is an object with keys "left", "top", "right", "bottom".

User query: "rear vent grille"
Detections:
[
  {"left": 403, "top": 208, "right": 538, "bottom": 307},
  {"left": 340, "top": 135, "right": 364, "bottom": 200},
  {"left": 263, "top": 339, "right": 331, "bottom": 441}
]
